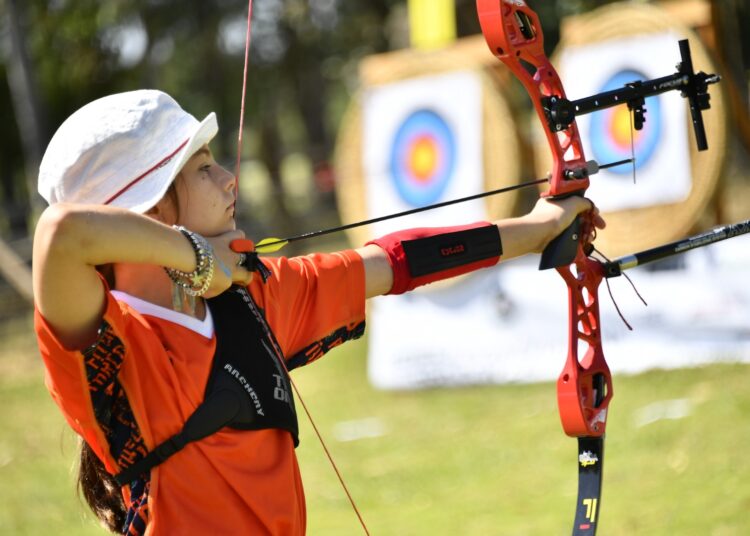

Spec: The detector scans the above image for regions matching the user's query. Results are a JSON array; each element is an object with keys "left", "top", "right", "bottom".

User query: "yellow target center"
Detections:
[
  {"left": 611, "top": 107, "right": 642, "bottom": 148},
  {"left": 410, "top": 136, "right": 438, "bottom": 181}
]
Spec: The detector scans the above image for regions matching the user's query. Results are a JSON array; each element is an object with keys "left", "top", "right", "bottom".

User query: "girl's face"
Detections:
[{"left": 153, "top": 145, "right": 237, "bottom": 235}]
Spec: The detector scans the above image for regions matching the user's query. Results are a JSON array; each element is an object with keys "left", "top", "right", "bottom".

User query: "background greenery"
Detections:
[
  {"left": 5, "top": 0, "right": 746, "bottom": 245},
  {"left": 2, "top": 0, "right": 584, "bottom": 242}
]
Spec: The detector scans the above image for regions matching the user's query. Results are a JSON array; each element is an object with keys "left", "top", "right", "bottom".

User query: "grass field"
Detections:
[{"left": 1, "top": 313, "right": 749, "bottom": 535}]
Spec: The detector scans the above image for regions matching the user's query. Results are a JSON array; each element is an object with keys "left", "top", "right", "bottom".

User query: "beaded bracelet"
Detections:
[{"left": 164, "top": 226, "right": 215, "bottom": 297}]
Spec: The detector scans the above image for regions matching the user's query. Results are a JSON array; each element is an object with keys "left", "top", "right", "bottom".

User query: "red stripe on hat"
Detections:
[{"left": 104, "top": 138, "right": 189, "bottom": 205}]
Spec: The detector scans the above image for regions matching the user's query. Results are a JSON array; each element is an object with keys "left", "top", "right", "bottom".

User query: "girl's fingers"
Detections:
[{"left": 581, "top": 198, "right": 606, "bottom": 229}]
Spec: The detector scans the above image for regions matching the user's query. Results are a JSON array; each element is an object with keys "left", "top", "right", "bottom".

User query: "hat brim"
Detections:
[{"left": 114, "top": 112, "right": 219, "bottom": 214}]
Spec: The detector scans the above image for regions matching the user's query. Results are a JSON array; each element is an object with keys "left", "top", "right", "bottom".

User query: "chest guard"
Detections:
[{"left": 115, "top": 287, "right": 297, "bottom": 486}]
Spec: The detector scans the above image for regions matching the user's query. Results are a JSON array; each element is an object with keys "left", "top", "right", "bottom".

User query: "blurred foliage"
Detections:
[
  {"left": 1, "top": 0, "right": 409, "bottom": 241},
  {"left": 1, "top": 0, "right": 626, "bottom": 242},
  {"left": 1, "top": 0, "right": 747, "bottom": 245}
]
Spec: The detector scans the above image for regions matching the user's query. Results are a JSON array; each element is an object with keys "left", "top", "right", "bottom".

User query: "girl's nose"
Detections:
[{"left": 218, "top": 165, "right": 235, "bottom": 192}]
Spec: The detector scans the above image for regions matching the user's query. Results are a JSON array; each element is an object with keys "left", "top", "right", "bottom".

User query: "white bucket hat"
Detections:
[{"left": 38, "top": 89, "right": 218, "bottom": 213}]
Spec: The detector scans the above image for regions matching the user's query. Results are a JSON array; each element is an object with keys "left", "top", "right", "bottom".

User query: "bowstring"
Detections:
[
  {"left": 235, "top": 0, "right": 254, "bottom": 194},
  {"left": 234, "top": 3, "right": 369, "bottom": 533}
]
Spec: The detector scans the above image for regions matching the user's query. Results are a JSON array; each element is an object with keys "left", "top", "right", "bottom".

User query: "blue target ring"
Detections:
[
  {"left": 389, "top": 109, "right": 456, "bottom": 207},
  {"left": 590, "top": 70, "right": 662, "bottom": 174}
]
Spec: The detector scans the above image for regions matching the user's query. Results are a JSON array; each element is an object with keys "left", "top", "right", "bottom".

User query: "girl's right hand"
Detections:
[{"left": 205, "top": 230, "right": 254, "bottom": 296}]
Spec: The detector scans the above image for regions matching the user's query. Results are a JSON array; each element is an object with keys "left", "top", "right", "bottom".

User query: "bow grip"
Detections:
[
  {"left": 539, "top": 216, "right": 582, "bottom": 270},
  {"left": 539, "top": 190, "right": 589, "bottom": 270}
]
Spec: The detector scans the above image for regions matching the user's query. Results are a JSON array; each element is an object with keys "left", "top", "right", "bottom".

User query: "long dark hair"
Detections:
[
  {"left": 77, "top": 180, "right": 182, "bottom": 532},
  {"left": 78, "top": 441, "right": 126, "bottom": 532}
]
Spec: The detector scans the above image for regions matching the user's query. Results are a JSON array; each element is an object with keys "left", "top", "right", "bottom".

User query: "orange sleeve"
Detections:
[
  {"left": 34, "top": 289, "right": 139, "bottom": 474},
  {"left": 248, "top": 249, "right": 366, "bottom": 368}
]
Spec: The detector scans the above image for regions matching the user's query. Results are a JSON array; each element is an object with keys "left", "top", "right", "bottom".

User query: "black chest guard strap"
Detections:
[{"left": 115, "top": 287, "right": 297, "bottom": 486}]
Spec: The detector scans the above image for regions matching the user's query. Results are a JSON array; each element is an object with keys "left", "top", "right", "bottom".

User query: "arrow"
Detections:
[{"left": 252, "top": 158, "right": 633, "bottom": 255}]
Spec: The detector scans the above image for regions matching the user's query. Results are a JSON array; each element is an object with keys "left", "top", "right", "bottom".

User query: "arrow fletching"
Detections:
[{"left": 255, "top": 238, "right": 288, "bottom": 254}]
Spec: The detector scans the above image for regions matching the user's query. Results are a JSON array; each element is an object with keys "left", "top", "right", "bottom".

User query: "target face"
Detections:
[
  {"left": 389, "top": 109, "right": 456, "bottom": 207},
  {"left": 589, "top": 69, "right": 662, "bottom": 173}
]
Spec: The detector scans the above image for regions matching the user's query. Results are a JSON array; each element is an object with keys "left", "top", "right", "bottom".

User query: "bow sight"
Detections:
[
  {"left": 538, "top": 39, "right": 721, "bottom": 269},
  {"left": 544, "top": 39, "right": 721, "bottom": 152}
]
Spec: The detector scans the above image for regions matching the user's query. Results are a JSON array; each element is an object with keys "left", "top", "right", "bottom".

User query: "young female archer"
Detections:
[{"left": 33, "top": 89, "right": 604, "bottom": 534}]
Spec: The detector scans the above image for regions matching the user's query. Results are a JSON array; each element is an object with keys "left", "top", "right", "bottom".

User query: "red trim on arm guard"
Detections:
[{"left": 366, "top": 222, "right": 502, "bottom": 295}]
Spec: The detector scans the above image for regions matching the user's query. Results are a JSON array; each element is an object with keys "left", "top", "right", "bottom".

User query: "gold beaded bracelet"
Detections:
[{"left": 164, "top": 226, "right": 215, "bottom": 297}]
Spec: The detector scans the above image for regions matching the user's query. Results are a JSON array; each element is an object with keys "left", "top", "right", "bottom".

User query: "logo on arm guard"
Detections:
[{"left": 440, "top": 243, "right": 466, "bottom": 257}]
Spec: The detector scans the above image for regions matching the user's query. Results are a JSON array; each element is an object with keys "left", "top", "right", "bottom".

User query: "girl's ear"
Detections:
[
  {"left": 146, "top": 177, "right": 181, "bottom": 225},
  {"left": 145, "top": 197, "right": 174, "bottom": 224}
]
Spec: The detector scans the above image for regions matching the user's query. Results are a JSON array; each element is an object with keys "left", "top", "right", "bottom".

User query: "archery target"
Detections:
[
  {"left": 362, "top": 70, "right": 484, "bottom": 237},
  {"left": 533, "top": 2, "right": 726, "bottom": 257},
  {"left": 588, "top": 70, "right": 662, "bottom": 173},
  {"left": 335, "top": 44, "right": 523, "bottom": 249},
  {"left": 389, "top": 109, "right": 456, "bottom": 207}
]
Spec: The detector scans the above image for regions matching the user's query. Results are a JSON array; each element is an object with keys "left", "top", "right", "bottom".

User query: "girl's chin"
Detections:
[
  {"left": 190, "top": 219, "right": 236, "bottom": 236},
  {"left": 222, "top": 219, "right": 238, "bottom": 233},
  {"left": 214, "top": 221, "right": 236, "bottom": 234}
]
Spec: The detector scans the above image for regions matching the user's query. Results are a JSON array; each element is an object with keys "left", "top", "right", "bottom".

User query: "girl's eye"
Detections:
[{"left": 200, "top": 164, "right": 212, "bottom": 174}]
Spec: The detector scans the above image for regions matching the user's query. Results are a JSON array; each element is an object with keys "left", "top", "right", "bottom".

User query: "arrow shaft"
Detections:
[
  {"left": 262, "top": 177, "right": 547, "bottom": 251},
  {"left": 258, "top": 157, "right": 635, "bottom": 252}
]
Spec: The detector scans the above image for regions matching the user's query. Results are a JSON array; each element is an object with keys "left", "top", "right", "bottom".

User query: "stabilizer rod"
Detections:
[{"left": 603, "top": 219, "right": 750, "bottom": 278}]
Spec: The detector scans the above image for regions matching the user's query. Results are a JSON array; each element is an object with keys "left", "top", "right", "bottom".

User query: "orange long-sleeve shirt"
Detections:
[{"left": 34, "top": 251, "right": 366, "bottom": 535}]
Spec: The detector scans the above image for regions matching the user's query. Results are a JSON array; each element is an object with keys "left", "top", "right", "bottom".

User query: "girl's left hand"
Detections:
[{"left": 524, "top": 196, "right": 606, "bottom": 253}]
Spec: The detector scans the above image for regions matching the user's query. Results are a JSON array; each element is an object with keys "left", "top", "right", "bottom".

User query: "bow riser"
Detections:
[
  {"left": 477, "top": 0, "right": 610, "bottom": 438},
  {"left": 557, "top": 258, "right": 612, "bottom": 437},
  {"left": 476, "top": 0, "right": 588, "bottom": 197}
]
